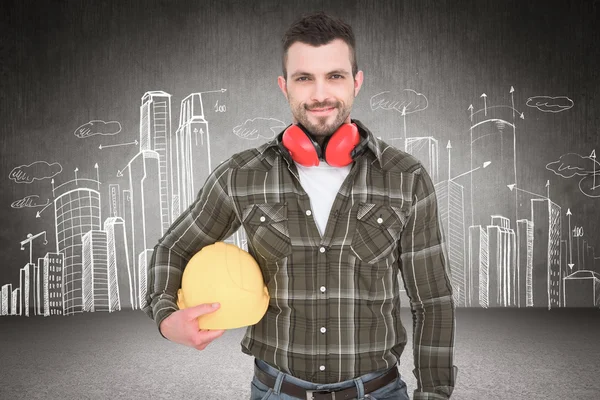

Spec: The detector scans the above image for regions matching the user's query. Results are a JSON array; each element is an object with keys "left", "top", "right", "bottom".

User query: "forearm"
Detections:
[
  {"left": 410, "top": 293, "right": 457, "bottom": 399},
  {"left": 141, "top": 242, "right": 188, "bottom": 338}
]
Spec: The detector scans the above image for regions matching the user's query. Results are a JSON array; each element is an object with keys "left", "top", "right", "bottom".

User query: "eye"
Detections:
[
  {"left": 330, "top": 74, "right": 344, "bottom": 79},
  {"left": 296, "top": 76, "right": 309, "bottom": 82}
]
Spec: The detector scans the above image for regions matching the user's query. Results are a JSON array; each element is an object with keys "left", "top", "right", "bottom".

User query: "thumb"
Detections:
[{"left": 186, "top": 302, "right": 221, "bottom": 320}]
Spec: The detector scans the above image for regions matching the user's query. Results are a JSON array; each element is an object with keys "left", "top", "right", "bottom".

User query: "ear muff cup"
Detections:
[
  {"left": 281, "top": 123, "right": 361, "bottom": 167},
  {"left": 281, "top": 124, "right": 321, "bottom": 167},
  {"left": 323, "top": 123, "right": 360, "bottom": 167}
]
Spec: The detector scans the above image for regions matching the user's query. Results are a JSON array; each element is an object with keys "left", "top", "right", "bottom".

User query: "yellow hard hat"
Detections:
[{"left": 176, "top": 241, "right": 270, "bottom": 330}]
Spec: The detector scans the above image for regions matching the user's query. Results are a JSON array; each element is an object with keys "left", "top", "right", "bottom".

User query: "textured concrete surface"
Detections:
[{"left": 1, "top": 308, "right": 599, "bottom": 399}]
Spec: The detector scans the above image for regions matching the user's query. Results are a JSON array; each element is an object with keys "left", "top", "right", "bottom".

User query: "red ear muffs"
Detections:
[{"left": 281, "top": 123, "right": 361, "bottom": 167}]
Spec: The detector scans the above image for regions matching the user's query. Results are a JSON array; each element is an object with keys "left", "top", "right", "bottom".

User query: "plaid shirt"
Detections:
[{"left": 142, "top": 119, "right": 458, "bottom": 399}]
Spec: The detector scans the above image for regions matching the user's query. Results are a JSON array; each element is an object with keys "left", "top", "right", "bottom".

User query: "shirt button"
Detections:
[
  {"left": 319, "top": 247, "right": 326, "bottom": 253},
  {"left": 319, "top": 365, "right": 325, "bottom": 371},
  {"left": 377, "top": 217, "right": 383, "bottom": 224},
  {"left": 260, "top": 216, "right": 266, "bottom": 222},
  {"left": 320, "top": 327, "right": 326, "bottom": 333},
  {"left": 320, "top": 286, "right": 326, "bottom": 293},
  {"left": 306, "top": 210, "right": 312, "bottom": 216}
]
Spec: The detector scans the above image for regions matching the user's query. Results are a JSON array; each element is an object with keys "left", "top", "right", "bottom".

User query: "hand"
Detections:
[{"left": 159, "top": 303, "right": 226, "bottom": 350}]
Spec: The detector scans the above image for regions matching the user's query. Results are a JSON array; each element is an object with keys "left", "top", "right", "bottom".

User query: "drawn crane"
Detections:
[{"left": 20, "top": 231, "right": 48, "bottom": 265}]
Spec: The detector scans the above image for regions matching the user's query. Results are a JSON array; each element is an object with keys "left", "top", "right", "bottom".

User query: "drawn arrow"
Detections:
[
  {"left": 481, "top": 93, "right": 487, "bottom": 116},
  {"left": 546, "top": 179, "right": 550, "bottom": 199},
  {"left": 99, "top": 140, "right": 138, "bottom": 150},
  {"left": 51, "top": 178, "right": 55, "bottom": 197},
  {"left": 507, "top": 184, "right": 547, "bottom": 199},
  {"left": 510, "top": 86, "right": 515, "bottom": 119},
  {"left": 200, "top": 88, "right": 227, "bottom": 94},
  {"left": 74, "top": 168, "right": 78, "bottom": 185},
  {"left": 567, "top": 208, "right": 574, "bottom": 270},
  {"left": 450, "top": 161, "right": 491, "bottom": 181},
  {"left": 402, "top": 106, "right": 407, "bottom": 152},
  {"left": 95, "top": 163, "right": 100, "bottom": 190},
  {"left": 591, "top": 150, "right": 598, "bottom": 190},
  {"left": 468, "top": 104, "right": 474, "bottom": 122},
  {"left": 36, "top": 202, "right": 53, "bottom": 218},
  {"left": 447, "top": 141, "right": 452, "bottom": 182}
]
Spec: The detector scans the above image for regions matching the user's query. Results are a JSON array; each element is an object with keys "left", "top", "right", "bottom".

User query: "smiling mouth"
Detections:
[{"left": 309, "top": 107, "right": 335, "bottom": 114}]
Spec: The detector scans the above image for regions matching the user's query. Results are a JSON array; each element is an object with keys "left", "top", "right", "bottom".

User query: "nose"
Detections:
[{"left": 310, "top": 79, "right": 331, "bottom": 104}]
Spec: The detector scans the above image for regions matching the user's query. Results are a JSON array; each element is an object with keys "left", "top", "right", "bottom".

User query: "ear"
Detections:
[
  {"left": 277, "top": 76, "right": 288, "bottom": 101},
  {"left": 353, "top": 70, "right": 364, "bottom": 97}
]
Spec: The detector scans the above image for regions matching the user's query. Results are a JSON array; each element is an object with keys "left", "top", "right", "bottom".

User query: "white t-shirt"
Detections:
[{"left": 294, "top": 161, "right": 352, "bottom": 237}]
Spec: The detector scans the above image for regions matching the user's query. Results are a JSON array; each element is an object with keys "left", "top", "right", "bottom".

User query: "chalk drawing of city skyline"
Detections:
[{"left": 2, "top": 86, "right": 599, "bottom": 318}]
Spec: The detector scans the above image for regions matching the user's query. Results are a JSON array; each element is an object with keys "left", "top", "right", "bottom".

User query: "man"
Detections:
[{"left": 142, "top": 11, "right": 458, "bottom": 400}]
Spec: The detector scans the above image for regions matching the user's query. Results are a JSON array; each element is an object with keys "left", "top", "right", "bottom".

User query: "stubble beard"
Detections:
[{"left": 292, "top": 101, "right": 351, "bottom": 140}]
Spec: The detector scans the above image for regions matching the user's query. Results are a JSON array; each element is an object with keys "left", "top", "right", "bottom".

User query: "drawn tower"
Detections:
[
  {"left": 469, "top": 105, "right": 519, "bottom": 230},
  {"left": 54, "top": 185, "right": 101, "bottom": 315},
  {"left": 140, "top": 91, "right": 173, "bottom": 233},
  {"left": 175, "top": 93, "right": 211, "bottom": 216}
]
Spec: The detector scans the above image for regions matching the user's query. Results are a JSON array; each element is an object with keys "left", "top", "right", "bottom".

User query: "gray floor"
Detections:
[{"left": 1, "top": 308, "right": 599, "bottom": 399}]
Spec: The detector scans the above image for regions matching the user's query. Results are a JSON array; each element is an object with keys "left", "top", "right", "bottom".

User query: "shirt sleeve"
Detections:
[
  {"left": 140, "top": 159, "right": 242, "bottom": 338},
  {"left": 398, "top": 165, "right": 459, "bottom": 399}
]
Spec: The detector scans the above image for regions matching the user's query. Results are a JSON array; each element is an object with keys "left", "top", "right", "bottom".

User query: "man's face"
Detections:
[{"left": 278, "top": 39, "right": 363, "bottom": 138}]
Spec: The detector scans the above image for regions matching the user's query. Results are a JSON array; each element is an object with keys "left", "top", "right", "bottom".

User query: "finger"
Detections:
[{"left": 186, "top": 302, "right": 220, "bottom": 320}]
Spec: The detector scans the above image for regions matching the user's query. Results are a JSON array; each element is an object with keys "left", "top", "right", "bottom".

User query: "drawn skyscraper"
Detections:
[
  {"left": 531, "top": 198, "right": 561, "bottom": 309},
  {"left": 108, "top": 184, "right": 121, "bottom": 218},
  {"left": 12, "top": 288, "right": 19, "bottom": 315},
  {"left": 54, "top": 186, "right": 102, "bottom": 315},
  {"left": 138, "top": 249, "right": 153, "bottom": 310},
  {"left": 435, "top": 180, "right": 466, "bottom": 306},
  {"left": 486, "top": 216, "right": 516, "bottom": 307},
  {"left": 19, "top": 263, "right": 32, "bottom": 316},
  {"left": 104, "top": 217, "right": 129, "bottom": 310},
  {"left": 140, "top": 91, "right": 173, "bottom": 233},
  {"left": 516, "top": 219, "right": 534, "bottom": 307},
  {"left": 406, "top": 137, "right": 439, "bottom": 184},
  {"left": 468, "top": 225, "right": 489, "bottom": 307},
  {"left": 563, "top": 270, "right": 600, "bottom": 307},
  {"left": 1, "top": 284, "right": 13, "bottom": 315},
  {"left": 469, "top": 106, "right": 518, "bottom": 234},
  {"left": 34, "top": 259, "right": 44, "bottom": 316},
  {"left": 122, "top": 189, "right": 134, "bottom": 287},
  {"left": 44, "top": 252, "right": 64, "bottom": 316},
  {"left": 82, "top": 230, "right": 109, "bottom": 312},
  {"left": 125, "top": 150, "right": 162, "bottom": 309},
  {"left": 175, "top": 93, "right": 212, "bottom": 216}
]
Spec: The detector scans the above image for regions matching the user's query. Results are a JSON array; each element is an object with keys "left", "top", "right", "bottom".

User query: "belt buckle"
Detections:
[{"left": 306, "top": 389, "right": 335, "bottom": 400}]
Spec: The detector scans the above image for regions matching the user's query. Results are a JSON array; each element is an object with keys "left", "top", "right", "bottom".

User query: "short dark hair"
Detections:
[{"left": 281, "top": 11, "right": 357, "bottom": 79}]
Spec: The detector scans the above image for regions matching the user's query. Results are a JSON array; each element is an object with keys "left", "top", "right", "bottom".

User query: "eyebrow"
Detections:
[{"left": 289, "top": 69, "right": 351, "bottom": 79}]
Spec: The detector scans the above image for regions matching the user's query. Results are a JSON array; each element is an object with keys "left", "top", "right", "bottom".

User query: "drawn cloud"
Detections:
[
  {"left": 370, "top": 89, "right": 428, "bottom": 115},
  {"left": 11, "top": 195, "right": 48, "bottom": 208},
  {"left": 233, "top": 118, "right": 286, "bottom": 140},
  {"left": 526, "top": 96, "right": 573, "bottom": 113},
  {"left": 75, "top": 120, "right": 122, "bottom": 138},
  {"left": 546, "top": 153, "right": 599, "bottom": 178},
  {"left": 9, "top": 161, "right": 62, "bottom": 184}
]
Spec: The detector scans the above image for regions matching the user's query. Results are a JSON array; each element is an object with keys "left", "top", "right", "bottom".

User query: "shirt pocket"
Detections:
[
  {"left": 242, "top": 202, "right": 292, "bottom": 262},
  {"left": 350, "top": 202, "right": 407, "bottom": 265}
]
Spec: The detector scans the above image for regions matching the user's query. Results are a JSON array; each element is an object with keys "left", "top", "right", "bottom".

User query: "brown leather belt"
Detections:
[{"left": 254, "top": 363, "right": 399, "bottom": 400}]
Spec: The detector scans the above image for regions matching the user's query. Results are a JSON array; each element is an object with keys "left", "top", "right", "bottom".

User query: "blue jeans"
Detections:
[{"left": 250, "top": 358, "right": 410, "bottom": 400}]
